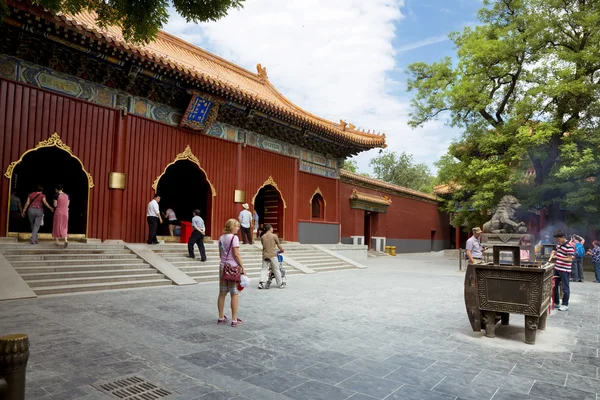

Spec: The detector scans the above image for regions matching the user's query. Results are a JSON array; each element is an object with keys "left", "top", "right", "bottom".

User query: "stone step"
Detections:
[
  {"left": 19, "top": 268, "right": 160, "bottom": 281},
  {"left": 0, "top": 244, "right": 126, "bottom": 250},
  {"left": 171, "top": 261, "right": 265, "bottom": 268},
  {"left": 9, "top": 258, "right": 146, "bottom": 267},
  {"left": 4, "top": 253, "right": 139, "bottom": 261},
  {"left": 13, "top": 263, "right": 151, "bottom": 273},
  {"left": 0, "top": 248, "right": 132, "bottom": 255},
  {"left": 285, "top": 255, "right": 340, "bottom": 262},
  {"left": 311, "top": 265, "right": 357, "bottom": 272},
  {"left": 178, "top": 265, "right": 265, "bottom": 275},
  {"left": 26, "top": 273, "right": 166, "bottom": 287},
  {"left": 301, "top": 260, "right": 354, "bottom": 268},
  {"left": 33, "top": 279, "right": 173, "bottom": 296},
  {"left": 164, "top": 256, "right": 264, "bottom": 263}
]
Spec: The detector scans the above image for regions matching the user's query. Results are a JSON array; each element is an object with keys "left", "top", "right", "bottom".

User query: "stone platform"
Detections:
[{"left": 1, "top": 253, "right": 598, "bottom": 400}]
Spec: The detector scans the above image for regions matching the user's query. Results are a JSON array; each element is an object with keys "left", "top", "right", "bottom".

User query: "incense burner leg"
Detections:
[
  {"left": 538, "top": 310, "right": 548, "bottom": 331},
  {"left": 500, "top": 312, "right": 510, "bottom": 326},
  {"left": 482, "top": 311, "right": 497, "bottom": 338},
  {"left": 525, "top": 315, "right": 539, "bottom": 345}
]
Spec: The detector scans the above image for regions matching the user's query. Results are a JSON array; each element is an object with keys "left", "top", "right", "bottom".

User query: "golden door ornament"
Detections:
[{"left": 152, "top": 145, "right": 216, "bottom": 197}]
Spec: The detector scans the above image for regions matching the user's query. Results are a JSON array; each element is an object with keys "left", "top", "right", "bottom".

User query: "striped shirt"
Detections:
[{"left": 554, "top": 242, "right": 575, "bottom": 273}]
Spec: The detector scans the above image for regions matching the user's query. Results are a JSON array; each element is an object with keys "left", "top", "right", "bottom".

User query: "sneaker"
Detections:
[
  {"left": 559, "top": 305, "right": 569, "bottom": 311},
  {"left": 186, "top": 255, "right": 195, "bottom": 259},
  {"left": 231, "top": 319, "right": 244, "bottom": 327},
  {"left": 258, "top": 283, "right": 264, "bottom": 289},
  {"left": 217, "top": 316, "right": 229, "bottom": 325}
]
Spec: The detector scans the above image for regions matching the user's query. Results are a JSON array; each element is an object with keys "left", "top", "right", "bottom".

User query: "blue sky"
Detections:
[{"left": 164, "top": 0, "right": 483, "bottom": 174}]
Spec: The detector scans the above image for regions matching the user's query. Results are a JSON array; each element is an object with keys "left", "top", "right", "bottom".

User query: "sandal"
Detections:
[
  {"left": 64, "top": 242, "right": 68, "bottom": 248},
  {"left": 231, "top": 319, "right": 244, "bottom": 327},
  {"left": 217, "top": 316, "right": 229, "bottom": 325}
]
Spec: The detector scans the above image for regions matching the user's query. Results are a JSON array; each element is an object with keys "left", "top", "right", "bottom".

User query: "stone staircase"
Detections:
[
  {"left": 152, "top": 244, "right": 303, "bottom": 282},
  {"left": 0, "top": 244, "right": 173, "bottom": 296},
  {"left": 282, "top": 244, "right": 361, "bottom": 272}
]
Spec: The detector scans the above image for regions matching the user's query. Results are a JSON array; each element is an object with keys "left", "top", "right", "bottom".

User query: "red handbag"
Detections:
[{"left": 221, "top": 235, "right": 241, "bottom": 282}]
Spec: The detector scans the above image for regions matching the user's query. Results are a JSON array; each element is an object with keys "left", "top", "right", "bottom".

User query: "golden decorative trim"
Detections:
[
  {"left": 309, "top": 186, "right": 326, "bottom": 220},
  {"left": 4, "top": 133, "right": 94, "bottom": 188},
  {"left": 350, "top": 189, "right": 392, "bottom": 206},
  {"left": 251, "top": 176, "right": 287, "bottom": 209},
  {"left": 308, "top": 187, "right": 327, "bottom": 207},
  {"left": 108, "top": 172, "right": 126, "bottom": 190},
  {"left": 234, "top": 190, "right": 246, "bottom": 203},
  {"left": 152, "top": 145, "right": 216, "bottom": 196}
]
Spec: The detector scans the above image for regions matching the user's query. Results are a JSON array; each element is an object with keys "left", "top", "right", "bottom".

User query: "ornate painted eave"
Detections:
[
  {"left": 7, "top": 2, "right": 387, "bottom": 151},
  {"left": 350, "top": 189, "right": 391, "bottom": 213},
  {"left": 341, "top": 169, "right": 439, "bottom": 203}
]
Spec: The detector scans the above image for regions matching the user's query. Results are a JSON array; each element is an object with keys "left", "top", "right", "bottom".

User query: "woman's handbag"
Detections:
[{"left": 221, "top": 235, "right": 241, "bottom": 282}]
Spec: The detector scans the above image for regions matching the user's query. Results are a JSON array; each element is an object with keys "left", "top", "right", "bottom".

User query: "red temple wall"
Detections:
[
  {"left": 297, "top": 172, "right": 339, "bottom": 223},
  {"left": 340, "top": 181, "right": 450, "bottom": 250},
  {"left": 0, "top": 78, "right": 115, "bottom": 239}
]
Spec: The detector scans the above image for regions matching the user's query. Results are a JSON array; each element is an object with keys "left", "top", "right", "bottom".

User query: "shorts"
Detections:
[
  {"left": 219, "top": 265, "right": 239, "bottom": 295},
  {"left": 168, "top": 220, "right": 178, "bottom": 225}
]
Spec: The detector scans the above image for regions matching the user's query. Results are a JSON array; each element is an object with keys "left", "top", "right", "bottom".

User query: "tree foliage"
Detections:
[
  {"left": 369, "top": 151, "right": 434, "bottom": 193},
  {"left": 342, "top": 159, "right": 359, "bottom": 173},
  {"left": 408, "top": 0, "right": 600, "bottom": 228},
  {"left": 1, "top": 0, "right": 244, "bottom": 43}
]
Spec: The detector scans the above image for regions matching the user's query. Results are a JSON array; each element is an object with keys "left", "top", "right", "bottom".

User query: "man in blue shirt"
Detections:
[
  {"left": 187, "top": 209, "right": 206, "bottom": 261},
  {"left": 572, "top": 235, "right": 585, "bottom": 282}
]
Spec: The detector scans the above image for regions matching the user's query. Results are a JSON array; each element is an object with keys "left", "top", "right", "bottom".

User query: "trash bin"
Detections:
[
  {"left": 389, "top": 246, "right": 396, "bottom": 256},
  {"left": 180, "top": 221, "right": 192, "bottom": 244}
]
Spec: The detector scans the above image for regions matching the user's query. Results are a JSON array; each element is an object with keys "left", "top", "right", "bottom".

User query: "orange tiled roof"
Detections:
[
  {"left": 350, "top": 189, "right": 392, "bottom": 206},
  {"left": 38, "top": 9, "right": 387, "bottom": 149},
  {"left": 341, "top": 170, "right": 439, "bottom": 202}
]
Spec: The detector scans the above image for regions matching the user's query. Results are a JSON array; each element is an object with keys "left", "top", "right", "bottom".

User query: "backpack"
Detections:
[{"left": 576, "top": 243, "right": 585, "bottom": 258}]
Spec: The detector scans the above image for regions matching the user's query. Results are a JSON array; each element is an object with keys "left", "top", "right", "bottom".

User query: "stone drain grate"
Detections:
[{"left": 94, "top": 375, "right": 177, "bottom": 400}]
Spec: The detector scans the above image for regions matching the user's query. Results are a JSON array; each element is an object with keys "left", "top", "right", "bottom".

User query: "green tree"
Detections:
[
  {"left": 342, "top": 159, "right": 359, "bottom": 173},
  {"left": 408, "top": 0, "right": 600, "bottom": 228},
  {"left": 1, "top": 0, "right": 244, "bottom": 43},
  {"left": 369, "top": 150, "right": 434, "bottom": 193}
]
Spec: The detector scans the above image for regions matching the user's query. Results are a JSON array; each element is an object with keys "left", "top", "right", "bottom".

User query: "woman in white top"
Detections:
[
  {"left": 217, "top": 218, "right": 246, "bottom": 327},
  {"left": 162, "top": 208, "right": 178, "bottom": 236}
]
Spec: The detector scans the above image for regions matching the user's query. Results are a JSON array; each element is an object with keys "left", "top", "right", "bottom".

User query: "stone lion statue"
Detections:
[{"left": 482, "top": 195, "right": 527, "bottom": 234}]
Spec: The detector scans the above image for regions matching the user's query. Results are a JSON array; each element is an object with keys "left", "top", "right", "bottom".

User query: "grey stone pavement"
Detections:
[{"left": 2, "top": 253, "right": 600, "bottom": 400}]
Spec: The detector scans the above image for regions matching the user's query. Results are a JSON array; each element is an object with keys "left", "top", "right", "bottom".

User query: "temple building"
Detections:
[{"left": 0, "top": 2, "right": 449, "bottom": 251}]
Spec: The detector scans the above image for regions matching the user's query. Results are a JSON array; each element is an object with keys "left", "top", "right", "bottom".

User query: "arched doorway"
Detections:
[
  {"left": 153, "top": 146, "right": 215, "bottom": 238},
  {"left": 253, "top": 176, "right": 286, "bottom": 239},
  {"left": 5, "top": 134, "right": 92, "bottom": 236}
]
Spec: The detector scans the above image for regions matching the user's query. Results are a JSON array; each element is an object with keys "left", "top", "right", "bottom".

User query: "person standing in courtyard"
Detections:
[
  {"left": 9, "top": 191, "right": 23, "bottom": 231},
  {"left": 22, "top": 185, "right": 54, "bottom": 244},
  {"left": 259, "top": 223, "right": 284, "bottom": 289},
  {"left": 571, "top": 235, "right": 585, "bottom": 282},
  {"left": 238, "top": 203, "right": 253, "bottom": 244},
  {"left": 162, "top": 207, "right": 178, "bottom": 236},
  {"left": 187, "top": 209, "right": 206, "bottom": 261},
  {"left": 466, "top": 227, "right": 485, "bottom": 264},
  {"left": 588, "top": 241, "right": 600, "bottom": 283},
  {"left": 253, "top": 208, "right": 260, "bottom": 240},
  {"left": 146, "top": 194, "right": 162, "bottom": 245},
  {"left": 52, "top": 184, "right": 70, "bottom": 248},
  {"left": 551, "top": 230, "right": 575, "bottom": 311},
  {"left": 217, "top": 219, "right": 246, "bottom": 327}
]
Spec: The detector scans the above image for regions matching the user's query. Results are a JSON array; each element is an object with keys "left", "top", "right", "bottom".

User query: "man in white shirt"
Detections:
[
  {"left": 187, "top": 209, "right": 206, "bottom": 261},
  {"left": 146, "top": 194, "right": 162, "bottom": 245},
  {"left": 238, "top": 203, "right": 253, "bottom": 245},
  {"left": 466, "top": 227, "right": 485, "bottom": 264}
]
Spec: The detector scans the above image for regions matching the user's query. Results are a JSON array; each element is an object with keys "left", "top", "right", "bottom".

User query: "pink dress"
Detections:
[{"left": 52, "top": 193, "right": 69, "bottom": 238}]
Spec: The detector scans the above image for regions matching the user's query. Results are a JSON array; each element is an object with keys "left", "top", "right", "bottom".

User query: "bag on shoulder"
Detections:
[{"left": 221, "top": 234, "right": 241, "bottom": 282}]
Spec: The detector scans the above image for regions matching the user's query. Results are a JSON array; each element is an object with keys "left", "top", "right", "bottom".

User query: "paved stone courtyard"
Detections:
[{"left": 2, "top": 253, "right": 600, "bottom": 400}]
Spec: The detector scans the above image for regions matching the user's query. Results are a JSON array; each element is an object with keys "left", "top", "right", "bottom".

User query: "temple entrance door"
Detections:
[
  {"left": 364, "top": 211, "right": 372, "bottom": 249},
  {"left": 9, "top": 147, "right": 89, "bottom": 235},
  {"left": 156, "top": 160, "right": 212, "bottom": 237},
  {"left": 255, "top": 185, "right": 284, "bottom": 238}
]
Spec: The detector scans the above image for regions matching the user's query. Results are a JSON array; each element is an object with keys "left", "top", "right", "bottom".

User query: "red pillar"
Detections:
[
  {"left": 336, "top": 178, "right": 341, "bottom": 243},
  {"left": 234, "top": 143, "right": 243, "bottom": 240},
  {"left": 108, "top": 111, "right": 127, "bottom": 240},
  {"left": 292, "top": 159, "right": 299, "bottom": 242}
]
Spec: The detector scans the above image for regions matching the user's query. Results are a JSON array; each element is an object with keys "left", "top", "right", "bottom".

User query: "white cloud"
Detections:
[
  {"left": 395, "top": 34, "right": 450, "bottom": 53},
  {"left": 164, "top": 0, "right": 458, "bottom": 173}
]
